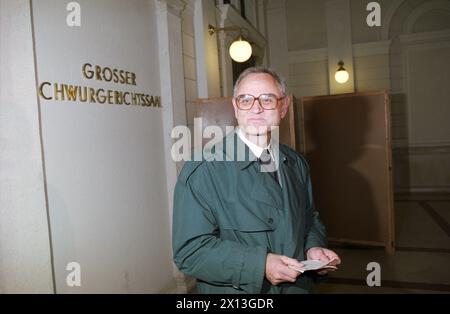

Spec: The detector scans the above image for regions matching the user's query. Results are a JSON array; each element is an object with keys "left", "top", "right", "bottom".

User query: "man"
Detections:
[{"left": 172, "top": 66, "right": 341, "bottom": 293}]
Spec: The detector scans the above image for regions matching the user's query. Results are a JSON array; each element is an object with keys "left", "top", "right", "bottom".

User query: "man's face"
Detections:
[{"left": 232, "top": 73, "right": 290, "bottom": 136}]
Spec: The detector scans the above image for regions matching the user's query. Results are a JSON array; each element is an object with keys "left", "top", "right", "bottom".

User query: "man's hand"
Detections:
[
  {"left": 306, "top": 247, "right": 341, "bottom": 275},
  {"left": 265, "top": 253, "right": 304, "bottom": 285}
]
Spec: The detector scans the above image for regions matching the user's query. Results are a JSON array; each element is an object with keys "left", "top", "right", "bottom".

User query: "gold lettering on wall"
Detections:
[
  {"left": 81, "top": 63, "right": 137, "bottom": 85},
  {"left": 39, "top": 63, "right": 161, "bottom": 108},
  {"left": 82, "top": 63, "right": 94, "bottom": 79},
  {"left": 54, "top": 83, "right": 65, "bottom": 101},
  {"left": 64, "top": 85, "right": 78, "bottom": 101},
  {"left": 39, "top": 82, "right": 52, "bottom": 100}
]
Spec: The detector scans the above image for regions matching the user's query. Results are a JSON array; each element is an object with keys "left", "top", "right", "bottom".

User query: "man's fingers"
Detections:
[
  {"left": 332, "top": 256, "right": 342, "bottom": 265},
  {"left": 287, "top": 264, "right": 304, "bottom": 273},
  {"left": 269, "top": 271, "right": 297, "bottom": 285},
  {"left": 280, "top": 255, "right": 296, "bottom": 264},
  {"left": 280, "top": 256, "right": 303, "bottom": 270},
  {"left": 309, "top": 250, "right": 327, "bottom": 261},
  {"left": 324, "top": 251, "right": 341, "bottom": 265},
  {"left": 275, "top": 265, "right": 301, "bottom": 283},
  {"left": 317, "top": 250, "right": 336, "bottom": 263},
  {"left": 329, "top": 258, "right": 341, "bottom": 266},
  {"left": 317, "top": 253, "right": 330, "bottom": 262},
  {"left": 284, "top": 267, "right": 301, "bottom": 279}
]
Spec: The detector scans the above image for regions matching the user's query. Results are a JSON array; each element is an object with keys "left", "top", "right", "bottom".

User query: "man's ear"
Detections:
[
  {"left": 232, "top": 98, "right": 239, "bottom": 119},
  {"left": 280, "top": 93, "right": 292, "bottom": 119}
]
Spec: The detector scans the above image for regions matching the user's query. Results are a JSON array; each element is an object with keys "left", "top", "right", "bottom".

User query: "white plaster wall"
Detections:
[
  {"left": 287, "top": 57, "right": 329, "bottom": 98},
  {"left": 266, "top": 0, "right": 289, "bottom": 80},
  {"left": 350, "top": 0, "right": 393, "bottom": 43},
  {"left": 353, "top": 42, "right": 391, "bottom": 92},
  {"left": 286, "top": 0, "right": 327, "bottom": 51},
  {"left": 405, "top": 42, "right": 450, "bottom": 145},
  {"left": 413, "top": 10, "right": 450, "bottom": 33},
  {"left": 31, "top": 0, "right": 173, "bottom": 293},
  {"left": 0, "top": 0, "right": 54, "bottom": 293},
  {"left": 325, "top": 0, "right": 355, "bottom": 94},
  {"left": 389, "top": 0, "right": 450, "bottom": 193}
]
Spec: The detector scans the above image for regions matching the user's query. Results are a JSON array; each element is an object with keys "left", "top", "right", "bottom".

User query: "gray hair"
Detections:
[{"left": 233, "top": 66, "right": 287, "bottom": 97}]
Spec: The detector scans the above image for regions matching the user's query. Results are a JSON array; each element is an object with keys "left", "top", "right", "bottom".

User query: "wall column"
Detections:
[
  {"left": 0, "top": 0, "right": 54, "bottom": 293},
  {"left": 266, "top": 0, "right": 289, "bottom": 80},
  {"left": 193, "top": 0, "right": 221, "bottom": 98},
  {"left": 156, "top": 0, "right": 193, "bottom": 293},
  {"left": 325, "top": 0, "right": 355, "bottom": 94}
]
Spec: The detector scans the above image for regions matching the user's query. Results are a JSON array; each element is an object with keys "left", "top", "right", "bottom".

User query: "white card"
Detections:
[{"left": 288, "top": 258, "right": 338, "bottom": 273}]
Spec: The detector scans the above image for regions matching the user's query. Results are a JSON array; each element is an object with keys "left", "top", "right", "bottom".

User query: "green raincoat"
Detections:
[{"left": 172, "top": 130, "right": 327, "bottom": 293}]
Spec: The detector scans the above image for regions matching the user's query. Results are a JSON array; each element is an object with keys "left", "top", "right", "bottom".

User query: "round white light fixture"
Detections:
[
  {"left": 229, "top": 37, "right": 252, "bottom": 63},
  {"left": 335, "top": 61, "right": 349, "bottom": 84}
]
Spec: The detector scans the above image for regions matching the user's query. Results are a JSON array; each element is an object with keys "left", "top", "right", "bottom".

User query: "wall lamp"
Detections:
[
  {"left": 334, "top": 61, "right": 349, "bottom": 84},
  {"left": 208, "top": 24, "right": 252, "bottom": 63}
]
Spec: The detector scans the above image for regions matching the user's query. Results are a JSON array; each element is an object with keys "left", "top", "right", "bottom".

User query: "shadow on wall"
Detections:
[{"left": 303, "top": 97, "right": 381, "bottom": 243}]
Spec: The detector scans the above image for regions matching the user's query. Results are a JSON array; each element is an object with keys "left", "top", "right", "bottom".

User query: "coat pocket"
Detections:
[{"left": 219, "top": 203, "right": 277, "bottom": 232}]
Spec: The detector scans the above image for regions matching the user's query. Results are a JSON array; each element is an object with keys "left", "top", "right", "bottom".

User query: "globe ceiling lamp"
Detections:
[
  {"left": 335, "top": 61, "right": 349, "bottom": 84},
  {"left": 208, "top": 24, "right": 252, "bottom": 63}
]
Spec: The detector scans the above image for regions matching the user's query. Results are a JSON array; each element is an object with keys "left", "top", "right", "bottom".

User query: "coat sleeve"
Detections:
[
  {"left": 172, "top": 163, "right": 267, "bottom": 293},
  {"left": 299, "top": 157, "right": 328, "bottom": 251}
]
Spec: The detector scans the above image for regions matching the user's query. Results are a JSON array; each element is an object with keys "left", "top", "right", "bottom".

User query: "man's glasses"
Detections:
[{"left": 235, "top": 93, "right": 285, "bottom": 110}]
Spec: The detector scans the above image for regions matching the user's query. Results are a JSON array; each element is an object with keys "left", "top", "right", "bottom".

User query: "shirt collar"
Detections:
[{"left": 237, "top": 127, "right": 271, "bottom": 159}]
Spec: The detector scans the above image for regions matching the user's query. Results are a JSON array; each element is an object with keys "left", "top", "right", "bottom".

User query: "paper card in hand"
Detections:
[{"left": 288, "top": 259, "right": 338, "bottom": 273}]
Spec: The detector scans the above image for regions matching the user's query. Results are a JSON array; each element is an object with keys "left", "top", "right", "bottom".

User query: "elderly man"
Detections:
[{"left": 172, "top": 66, "right": 340, "bottom": 294}]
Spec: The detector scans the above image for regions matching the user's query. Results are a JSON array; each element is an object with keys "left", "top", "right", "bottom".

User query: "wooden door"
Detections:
[{"left": 302, "top": 92, "right": 395, "bottom": 253}]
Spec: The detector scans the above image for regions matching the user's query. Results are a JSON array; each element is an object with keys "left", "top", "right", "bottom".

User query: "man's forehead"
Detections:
[
  {"left": 236, "top": 73, "right": 280, "bottom": 91},
  {"left": 240, "top": 72, "right": 273, "bottom": 82}
]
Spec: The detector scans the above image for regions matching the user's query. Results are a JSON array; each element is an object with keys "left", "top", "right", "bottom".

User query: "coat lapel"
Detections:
[{"left": 248, "top": 165, "right": 283, "bottom": 210}]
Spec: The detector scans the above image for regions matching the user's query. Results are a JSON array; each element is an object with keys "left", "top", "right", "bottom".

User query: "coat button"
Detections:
[{"left": 267, "top": 218, "right": 273, "bottom": 224}]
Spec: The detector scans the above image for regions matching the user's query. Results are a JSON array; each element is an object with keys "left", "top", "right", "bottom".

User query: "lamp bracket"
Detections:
[{"left": 208, "top": 24, "right": 249, "bottom": 37}]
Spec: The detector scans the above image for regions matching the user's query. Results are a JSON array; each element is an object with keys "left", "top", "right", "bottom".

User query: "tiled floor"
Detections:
[{"left": 313, "top": 199, "right": 450, "bottom": 294}]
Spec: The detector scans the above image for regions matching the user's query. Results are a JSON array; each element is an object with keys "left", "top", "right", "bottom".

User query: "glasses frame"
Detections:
[{"left": 234, "top": 93, "right": 285, "bottom": 111}]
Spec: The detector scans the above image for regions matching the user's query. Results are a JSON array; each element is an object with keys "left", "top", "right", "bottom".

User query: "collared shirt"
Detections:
[{"left": 237, "top": 127, "right": 281, "bottom": 187}]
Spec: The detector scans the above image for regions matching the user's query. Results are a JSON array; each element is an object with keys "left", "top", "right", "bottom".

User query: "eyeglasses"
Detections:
[{"left": 235, "top": 93, "right": 285, "bottom": 110}]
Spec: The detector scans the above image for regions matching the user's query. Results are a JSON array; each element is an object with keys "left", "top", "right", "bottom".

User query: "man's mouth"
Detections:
[{"left": 247, "top": 118, "right": 266, "bottom": 123}]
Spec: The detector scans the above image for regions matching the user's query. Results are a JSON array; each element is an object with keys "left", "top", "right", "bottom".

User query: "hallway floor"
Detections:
[{"left": 313, "top": 198, "right": 450, "bottom": 293}]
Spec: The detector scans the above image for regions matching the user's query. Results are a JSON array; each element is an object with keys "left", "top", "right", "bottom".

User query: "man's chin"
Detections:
[{"left": 242, "top": 125, "right": 270, "bottom": 136}]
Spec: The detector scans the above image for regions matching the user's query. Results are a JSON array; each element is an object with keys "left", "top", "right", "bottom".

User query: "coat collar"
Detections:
[{"left": 214, "top": 128, "right": 296, "bottom": 171}]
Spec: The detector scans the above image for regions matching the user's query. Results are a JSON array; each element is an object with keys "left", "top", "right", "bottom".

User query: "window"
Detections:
[
  {"left": 220, "top": 0, "right": 246, "bottom": 20},
  {"left": 232, "top": 56, "right": 257, "bottom": 86},
  {"left": 239, "top": 0, "right": 246, "bottom": 19}
]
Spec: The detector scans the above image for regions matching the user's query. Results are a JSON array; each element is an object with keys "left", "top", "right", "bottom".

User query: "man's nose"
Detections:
[{"left": 250, "top": 99, "right": 264, "bottom": 113}]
